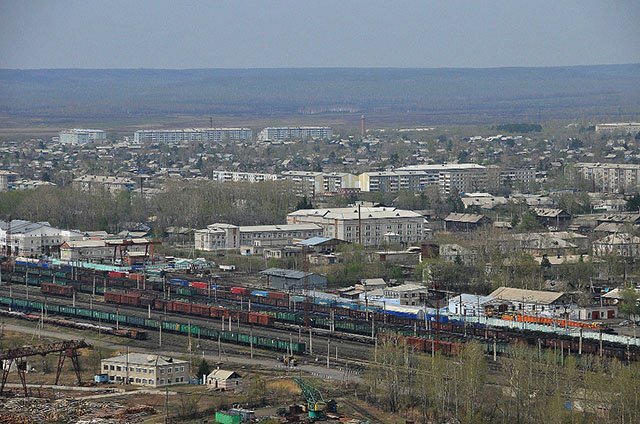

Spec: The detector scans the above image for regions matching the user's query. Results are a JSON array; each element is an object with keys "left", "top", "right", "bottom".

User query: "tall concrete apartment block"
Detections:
[
  {"left": 280, "top": 171, "right": 359, "bottom": 197},
  {"left": 133, "top": 128, "right": 252, "bottom": 143},
  {"left": 257, "top": 126, "right": 333, "bottom": 141},
  {"left": 59, "top": 129, "right": 106, "bottom": 145},
  {"left": 595, "top": 123, "right": 640, "bottom": 135},
  {"left": 576, "top": 162, "right": 640, "bottom": 193},
  {"left": 359, "top": 164, "right": 487, "bottom": 195}
]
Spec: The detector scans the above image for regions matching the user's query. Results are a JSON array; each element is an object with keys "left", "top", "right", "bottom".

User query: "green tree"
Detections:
[
  {"left": 626, "top": 193, "right": 640, "bottom": 212},
  {"left": 196, "top": 358, "right": 211, "bottom": 380},
  {"left": 619, "top": 286, "right": 640, "bottom": 319},
  {"left": 517, "top": 212, "right": 543, "bottom": 231}
]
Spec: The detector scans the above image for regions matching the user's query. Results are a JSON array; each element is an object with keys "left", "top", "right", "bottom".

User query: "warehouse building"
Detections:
[{"left": 260, "top": 268, "right": 327, "bottom": 291}]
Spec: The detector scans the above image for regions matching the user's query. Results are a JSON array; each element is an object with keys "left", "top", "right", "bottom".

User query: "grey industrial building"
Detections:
[{"left": 260, "top": 268, "right": 327, "bottom": 291}]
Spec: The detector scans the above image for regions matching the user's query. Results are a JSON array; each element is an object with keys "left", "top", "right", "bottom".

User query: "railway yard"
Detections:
[{"left": 1, "top": 259, "right": 639, "bottom": 424}]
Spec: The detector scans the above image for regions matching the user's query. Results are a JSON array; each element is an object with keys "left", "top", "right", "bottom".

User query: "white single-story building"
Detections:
[{"left": 206, "top": 369, "right": 242, "bottom": 391}]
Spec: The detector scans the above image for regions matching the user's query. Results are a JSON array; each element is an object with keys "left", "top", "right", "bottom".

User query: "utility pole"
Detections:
[{"left": 326, "top": 338, "right": 330, "bottom": 368}]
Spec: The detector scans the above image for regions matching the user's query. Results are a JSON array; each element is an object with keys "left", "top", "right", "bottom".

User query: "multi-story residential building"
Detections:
[
  {"left": 194, "top": 223, "right": 323, "bottom": 252},
  {"left": 100, "top": 353, "right": 189, "bottom": 387},
  {"left": 73, "top": 175, "right": 136, "bottom": 194},
  {"left": 0, "top": 219, "right": 83, "bottom": 257},
  {"left": 211, "top": 170, "right": 280, "bottom": 183},
  {"left": 359, "top": 164, "right": 487, "bottom": 195},
  {"left": 0, "top": 170, "right": 14, "bottom": 191},
  {"left": 383, "top": 283, "right": 429, "bottom": 306},
  {"left": 133, "top": 128, "right": 252, "bottom": 143},
  {"left": 595, "top": 123, "right": 640, "bottom": 135},
  {"left": 59, "top": 129, "right": 106, "bottom": 145},
  {"left": 280, "top": 171, "right": 324, "bottom": 197},
  {"left": 486, "top": 165, "right": 536, "bottom": 189},
  {"left": 213, "top": 170, "right": 358, "bottom": 197},
  {"left": 576, "top": 162, "right": 640, "bottom": 193},
  {"left": 321, "top": 172, "right": 360, "bottom": 193},
  {"left": 287, "top": 206, "right": 425, "bottom": 246},
  {"left": 257, "top": 126, "right": 333, "bottom": 141}
]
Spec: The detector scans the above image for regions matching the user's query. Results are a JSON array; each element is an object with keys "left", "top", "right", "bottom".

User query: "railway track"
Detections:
[{"left": 1, "top": 283, "right": 376, "bottom": 362}]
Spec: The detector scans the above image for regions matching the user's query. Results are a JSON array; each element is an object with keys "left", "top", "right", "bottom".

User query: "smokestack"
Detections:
[{"left": 360, "top": 114, "right": 366, "bottom": 138}]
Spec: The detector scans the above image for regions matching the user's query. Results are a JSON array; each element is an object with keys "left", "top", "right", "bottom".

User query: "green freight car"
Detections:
[{"left": 0, "top": 296, "right": 306, "bottom": 355}]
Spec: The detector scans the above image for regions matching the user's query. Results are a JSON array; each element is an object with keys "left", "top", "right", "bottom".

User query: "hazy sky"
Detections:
[{"left": 1, "top": 0, "right": 639, "bottom": 69}]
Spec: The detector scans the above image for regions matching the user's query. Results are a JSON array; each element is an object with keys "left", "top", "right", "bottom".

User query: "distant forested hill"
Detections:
[{"left": 0, "top": 65, "right": 639, "bottom": 125}]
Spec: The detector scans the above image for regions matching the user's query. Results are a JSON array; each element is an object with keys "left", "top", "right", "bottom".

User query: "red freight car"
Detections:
[
  {"left": 41, "top": 282, "right": 74, "bottom": 297},
  {"left": 267, "top": 291, "right": 287, "bottom": 300},
  {"left": 210, "top": 306, "right": 230, "bottom": 319},
  {"left": 127, "top": 273, "right": 143, "bottom": 282},
  {"left": 108, "top": 271, "right": 127, "bottom": 279},
  {"left": 248, "top": 312, "right": 271, "bottom": 326},
  {"left": 230, "top": 287, "right": 249, "bottom": 296},
  {"left": 104, "top": 291, "right": 122, "bottom": 304},
  {"left": 190, "top": 304, "right": 211, "bottom": 317},
  {"left": 120, "top": 293, "right": 142, "bottom": 307},
  {"left": 190, "top": 281, "right": 208, "bottom": 290},
  {"left": 170, "top": 301, "right": 192, "bottom": 314},
  {"left": 154, "top": 298, "right": 169, "bottom": 311},
  {"left": 405, "top": 336, "right": 427, "bottom": 351}
]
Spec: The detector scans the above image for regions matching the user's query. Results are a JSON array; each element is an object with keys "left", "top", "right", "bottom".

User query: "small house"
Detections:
[
  {"left": 444, "top": 213, "right": 491, "bottom": 232},
  {"left": 532, "top": 208, "right": 571, "bottom": 229},
  {"left": 206, "top": 369, "right": 242, "bottom": 391}
]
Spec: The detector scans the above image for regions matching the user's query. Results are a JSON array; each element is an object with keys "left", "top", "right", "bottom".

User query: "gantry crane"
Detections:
[
  {"left": 1, "top": 339, "right": 90, "bottom": 396},
  {"left": 293, "top": 377, "right": 336, "bottom": 421}
]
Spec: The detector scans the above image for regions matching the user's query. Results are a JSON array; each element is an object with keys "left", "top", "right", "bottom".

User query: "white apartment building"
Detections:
[
  {"left": 257, "top": 126, "right": 333, "bottom": 141},
  {"left": 0, "top": 170, "right": 13, "bottom": 191},
  {"left": 194, "top": 223, "right": 323, "bottom": 251},
  {"left": 73, "top": 175, "right": 136, "bottom": 194},
  {"left": 595, "top": 123, "right": 640, "bottom": 135},
  {"left": 59, "top": 129, "right": 107, "bottom": 145},
  {"left": 212, "top": 170, "right": 280, "bottom": 183},
  {"left": 280, "top": 171, "right": 324, "bottom": 197},
  {"left": 287, "top": 206, "right": 425, "bottom": 246},
  {"left": 359, "top": 164, "right": 487, "bottom": 195},
  {"left": 383, "top": 283, "right": 429, "bottom": 306},
  {"left": 486, "top": 165, "right": 536, "bottom": 189},
  {"left": 215, "top": 170, "right": 358, "bottom": 197},
  {"left": 134, "top": 128, "right": 252, "bottom": 143},
  {"left": 576, "top": 162, "right": 640, "bottom": 193},
  {"left": 321, "top": 172, "right": 360, "bottom": 193},
  {"left": 0, "top": 219, "right": 83, "bottom": 257},
  {"left": 101, "top": 353, "right": 189, "bottom": 387}
]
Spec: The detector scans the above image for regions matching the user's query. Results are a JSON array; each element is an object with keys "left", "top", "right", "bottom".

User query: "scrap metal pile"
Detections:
[{"left": 0, "top": 398, "right": 156, "bottom": 424}]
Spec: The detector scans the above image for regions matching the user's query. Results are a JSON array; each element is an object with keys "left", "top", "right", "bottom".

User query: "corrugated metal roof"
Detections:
[
  {"left": 444, "top": 213, "right": 487, "bottom": 223},
  {"left": 260, "top": 268, "right": 313, "bottom": 279},
  {"left": 489, "top": 287, "right": 565, "bottom": 305}
]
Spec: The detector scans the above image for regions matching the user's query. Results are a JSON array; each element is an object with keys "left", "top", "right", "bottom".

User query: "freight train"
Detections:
[
  {"left": 2, "top": 260, "right": 636, "bottom": 361},
  {"left": 0, "top": 308, "right": 147, "bottom": 340},
  {"left": 0, "top": 296, "right": 306, "bottom": 355}
]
